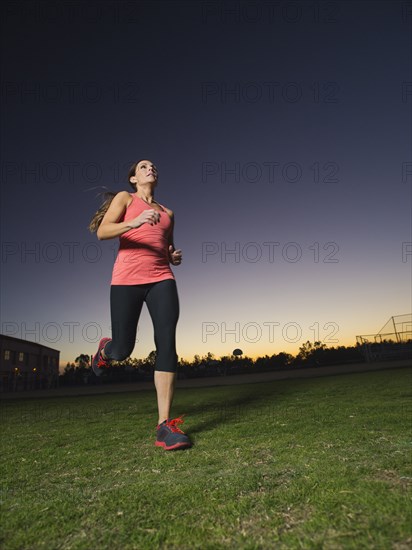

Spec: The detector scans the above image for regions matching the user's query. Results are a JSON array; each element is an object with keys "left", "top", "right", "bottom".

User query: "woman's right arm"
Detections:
[
  {"left": 97, "top": 191, "right": 160, "bottom": 240},
  {"left": 97, "top": 192, "right": 134, "bottom": 240}
]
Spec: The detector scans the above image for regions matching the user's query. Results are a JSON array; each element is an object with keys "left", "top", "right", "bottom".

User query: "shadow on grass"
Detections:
[{"left": 184, "top": 382, "right": 291, "bottom": 440}]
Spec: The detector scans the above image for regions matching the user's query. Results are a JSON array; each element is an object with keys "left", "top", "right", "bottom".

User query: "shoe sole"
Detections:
[
  {"left": 91, "top": 351, "right": 104, "bottom": 376},
  {"left": 155, "top": 441, "right": 192, "bottom": 450}
]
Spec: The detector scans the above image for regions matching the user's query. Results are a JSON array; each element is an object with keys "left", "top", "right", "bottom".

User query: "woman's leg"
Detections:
[
  {"left": 145, "top": 279, "right": 180, "bottom": 424},
  {"left": 104, "top": 285, "right": 147, "bottom": 361}
]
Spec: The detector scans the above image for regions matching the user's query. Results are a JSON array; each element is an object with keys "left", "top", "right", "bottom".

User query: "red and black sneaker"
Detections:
[
  {"left": 155, "top": 415, "right": 192, "bottom": 450},
  {"left": 91, "top": 337, "right": 112, "bottom": 376}
]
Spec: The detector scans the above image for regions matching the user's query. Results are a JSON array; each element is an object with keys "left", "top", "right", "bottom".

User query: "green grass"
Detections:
[{"left": 1, "top": 368, "right": 411, "bottom": 549}]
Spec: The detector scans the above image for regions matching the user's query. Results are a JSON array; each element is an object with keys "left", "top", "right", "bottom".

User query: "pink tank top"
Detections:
[{"left": 111, "top": 193, "right": 175, "bottom": 285}]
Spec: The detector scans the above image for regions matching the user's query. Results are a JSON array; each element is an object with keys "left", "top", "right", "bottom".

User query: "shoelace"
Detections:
[
  {"left": 96, "top": 349, "right": 110, "bottom": 368},
  {"left": 166, "top": 415, "right": 186, "bottom": 433},
  {"left": 96, "top": 341, "right": 110, "bottom": 368}
]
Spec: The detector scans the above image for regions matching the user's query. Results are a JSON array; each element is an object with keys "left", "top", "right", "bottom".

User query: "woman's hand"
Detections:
[
  {"left": 128, "top": 209, "right": 160, "bottom": 228},
  {"left": 169, "top": 245, "right": 182, "bottom": 265}
]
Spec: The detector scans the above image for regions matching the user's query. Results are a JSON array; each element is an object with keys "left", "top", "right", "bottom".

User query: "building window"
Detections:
[
  {"left": 18, "top": 352, "right": 24, "bottom": 362},
  {"left": 4, "top": 350, "right": 10, "bottom": 360}
]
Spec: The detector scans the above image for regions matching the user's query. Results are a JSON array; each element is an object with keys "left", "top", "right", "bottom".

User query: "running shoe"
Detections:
[
  {"left": 155, "top": 415, "right": 192, "bottom": 450},
  {"left": 91, "top": 337, "right": 112, "bottom": 376}
]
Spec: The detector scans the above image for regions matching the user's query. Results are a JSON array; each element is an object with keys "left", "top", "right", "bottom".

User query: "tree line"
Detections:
[{"left": 60, "top": 341, "right": 371, "bottom": 386}]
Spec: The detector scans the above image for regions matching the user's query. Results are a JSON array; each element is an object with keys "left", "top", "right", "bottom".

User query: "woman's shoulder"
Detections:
[
  {"left": 156, "top": 200, "right": 173, "bottom": 217},
  {"left": 161, "top": 205, "right": 173, "bottom": 218},
  {"left": 112, "top": 190, "right": 134, "bottom": 207}
]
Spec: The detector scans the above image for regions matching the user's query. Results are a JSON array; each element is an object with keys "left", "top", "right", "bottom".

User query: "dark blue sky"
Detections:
[{"left": 1, "top": 0, "right": 411, "bottom": 366}]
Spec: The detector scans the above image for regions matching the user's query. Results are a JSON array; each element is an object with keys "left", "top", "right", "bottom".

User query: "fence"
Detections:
[{"left": 356, "top": 314, "right": 412, "bottom": 362}]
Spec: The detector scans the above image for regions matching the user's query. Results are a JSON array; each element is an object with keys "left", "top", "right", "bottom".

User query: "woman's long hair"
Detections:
[{"left": 88, "top": 161, "right": 141, "bottom": 233}]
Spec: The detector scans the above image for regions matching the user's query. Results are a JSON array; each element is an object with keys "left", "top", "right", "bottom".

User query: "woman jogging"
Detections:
[{"left": 88, "top": 159, "right": 191, "bottom": 451}]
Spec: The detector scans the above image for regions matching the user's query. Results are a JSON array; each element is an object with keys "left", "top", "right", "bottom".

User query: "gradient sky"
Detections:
[{"left": 1, "top": 0, "right": 411, "bottom": 368}]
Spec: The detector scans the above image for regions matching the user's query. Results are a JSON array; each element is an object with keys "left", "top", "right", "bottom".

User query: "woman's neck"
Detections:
[{"left": 136, "top": 189, "right": 155, "bottom": 204}]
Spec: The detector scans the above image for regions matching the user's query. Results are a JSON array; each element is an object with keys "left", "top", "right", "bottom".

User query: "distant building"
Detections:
[{"left": 0, "top": 334, "right": 60, "bottom": 392}]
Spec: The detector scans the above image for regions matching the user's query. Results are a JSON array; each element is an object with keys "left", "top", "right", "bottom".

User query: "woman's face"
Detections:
[{"left": 131, "top": 160, "right": 158, "bottom": 188}]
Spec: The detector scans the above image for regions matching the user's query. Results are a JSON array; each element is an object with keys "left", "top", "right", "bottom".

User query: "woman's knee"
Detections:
[
  {"left": 112, "top": 350, "right": 131, "bottom": 362},
  {"left": 155, "top": 351, "right": 178, "bottom": 373},
  {"left": 106, "top": 340, "right": 134, "bottom": 362}
]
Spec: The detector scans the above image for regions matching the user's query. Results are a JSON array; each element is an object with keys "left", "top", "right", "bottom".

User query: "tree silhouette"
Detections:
[
  {"left": 64, "top": 362, "right": 75, "bottom": 374},
  {"left": 145, "top": 350, "right": 157, "bottom": 367},
  {"left": 74, "top": 354, "right": 90, "bottom": 369},
  {"left": 297, "top": 341, "right": 326, "bottom": 362}
]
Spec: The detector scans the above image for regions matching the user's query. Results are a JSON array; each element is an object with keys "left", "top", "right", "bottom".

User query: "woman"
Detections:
[{"left": 89, "top": 159, "right": 191, "bottom": 451}]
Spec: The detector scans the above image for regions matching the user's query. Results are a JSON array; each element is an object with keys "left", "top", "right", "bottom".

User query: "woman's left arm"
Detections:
[{"left": 166, "top": 210, "right": 182, "bottom": 265}]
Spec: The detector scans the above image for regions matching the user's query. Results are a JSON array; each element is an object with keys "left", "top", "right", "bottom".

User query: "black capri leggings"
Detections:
[{"left": 103, "top": 278, "right": 179, "bottom": 373}]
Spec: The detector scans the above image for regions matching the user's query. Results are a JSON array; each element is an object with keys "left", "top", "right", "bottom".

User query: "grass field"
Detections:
[{"left": 1, "top": 368, "right": 411, "bottom": 549}]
